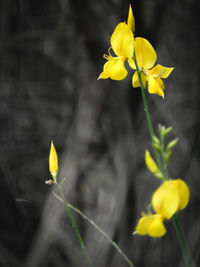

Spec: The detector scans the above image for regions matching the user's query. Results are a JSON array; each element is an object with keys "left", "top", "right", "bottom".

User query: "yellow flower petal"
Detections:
[
  {"left": 98, "top": 60, "right": 112, "bottom": 79},
  {"left": 134, "top": 37, "right": 157, "bottom": 69},
  {"left": 49, "top": 141, "right": 58, "bottom": 179},
  {"left": 149, "top": 215, "right": 166, "bottom": 237},
  {"left": 98, "top": 58, "right": 127, "bottom": 81},
  {"left": 136, "top": 214, "right": 152, "bottom": 235},
  {"left": 128, "top": 57, "right": 136, "bottom": 69},
  {"left": 156, "top": 77, "right": 165, "bottom": 90},
  {"left": 152, "top": 180, "right": 179, "bottom": 219},
  {"left": 145, "top": 150, "right": 159, "bottom": 175},
  {"left": 148, "top": 64, "right": 174, "bottom": 78},
  {"left": 147, "top": 76, "right": 164, "bottom": 97},
  {"left": 109, "top": 59, "right": 128, "bottom": 80},
  {"left": 111, "top": 22, "right": 134, "bottom": 59},
  {"left": 132, "top": 71, "right": 146, "bottom": 88},
  {"left": 135, "top": 214, "right": 166, "bottom": 237},
  {"left": 127, "top": 5, "right": 135, "bottom": 32},
  {"left": 174, "top": 179, "right": 190, "bottom": 211}
]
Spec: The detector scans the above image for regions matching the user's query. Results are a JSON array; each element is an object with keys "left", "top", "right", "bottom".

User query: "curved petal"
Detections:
[
  {"left": 132, "top": 71, "right": 146, "bottom": 88},
  {"left": 135, "top": 214, "right": 166, "bottom": 237},
  {"left": 98, "top": 60, "right": 113, "bottom": 79},
  {"left": 148, "top": 64, "right": 174, "bottom": 78},
  {"left": 109, "top": 59, "right": 128, "bottom": 80},
  {"left": 152, "top": 180, "right": 179, "bottom": 219},
  {"left": 135, "top": 214, "right": 152, "bottom": 235},
  {"left": 127, "top": 5, "right": 135, "bottom": 32},
  {"left": 99, "top": 58, "right": 128, "bottom": 81},
  {"left": 156, "top": 77, "right": 165, "bottom": 90},
  {"left": 128, "top": 58, "right": 136, "bottom": 69},
  {"left": 111, "top": 22, "right": 134, "bottom": 59},
  {"left": 174, "top": 179, "right": 190, "bottom": 211},
  {"left": 149, "top": 215, "right": 166, "bottom": 237},
  {"left": 134, "top": 37, "right": 157, "bottom": 69},
  {"left": 147, "top": 76, "right": 164, "bottom": 97}
]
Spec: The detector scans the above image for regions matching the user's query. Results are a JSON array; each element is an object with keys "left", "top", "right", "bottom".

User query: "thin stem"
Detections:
[
  {"left": 133, "top": 52, "right": 195, "bottom": 267},
  {"left": 133, "top": 51, "right": 162, "bottom": 171},
  {"left": 55, "top": 182, "right": 93, "bottom": 267},
  {"left": 160, "top": 135, "right": 169, "bottom": 179},
  {"left": 53, "top": 191, "right": 134, "bottom": 267},
  {"left": 172, "top": 214, "right": 195, "bottom": 267}
]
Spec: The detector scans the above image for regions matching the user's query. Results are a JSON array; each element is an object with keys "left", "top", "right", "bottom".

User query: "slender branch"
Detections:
[
  {"left": 55, "top": 183, "right": 93, "bottom": 267},
  {"left": 172, "top": 214, "right": 195, "bottom": 267},
  {"left": 53, "top": 191, "right": 134, "bottom": 267},
  {"left": 133, "top": 51, "right": 162, "bottom": 171},
  {"left": 160, "top": 135, "right": 169, "bottom": 179},
  {"left": 132, "top": 52, "right": 195, "bottom": 267}
]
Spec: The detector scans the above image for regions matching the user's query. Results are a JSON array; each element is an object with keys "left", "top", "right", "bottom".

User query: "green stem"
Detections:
[
  {"left": 172, "top": 214, "right": 195, "bottom": 267},
  {"left": 133, "top": 51, "right": 162, "bottom": 171},
  {"left": 133, "top": 52, "right": 195, "bottom": 267},
  {"left": 53, "top": 191, "right": 134, "bottom": 267},
  {"left": 160, "top": 135, "right": 169, "bottom": 179},
  {"left": 55, "top": 182, "right": 93, "bottom": 267}
]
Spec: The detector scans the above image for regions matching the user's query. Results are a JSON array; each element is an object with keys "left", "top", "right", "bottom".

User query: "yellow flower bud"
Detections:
[
  {"left": 49, "top": 141, "right": 58, "bottom": 180},
  {"left": 127, "top": 5, "right": 135, "bottom": 32},
  {"left": 145, "top": 150, "right": 163, "bottom": 179}
]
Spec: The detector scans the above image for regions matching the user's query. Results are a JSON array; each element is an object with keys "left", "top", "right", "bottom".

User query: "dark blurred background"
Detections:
[{"left": 0, "top": 0, "right": 199, "bottom": 266}]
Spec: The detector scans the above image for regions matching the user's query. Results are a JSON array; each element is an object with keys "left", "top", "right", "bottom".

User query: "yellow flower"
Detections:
[
  {"left": 49, "top": 141, "right": 58, "bottom": 180},
  {"left": 135, "top": 179, "right": 190, "bottom": 238},
  {"left": 98, "top": 22, "right": 134, "bottom": 81},
  {"left": 127, "top": 5, "right": 135, "bottom": 32},
  {"left": 129, "top": 37, "right": 174, "bottom": 97},
  {"left": 145, "top": 150, "right": 163, "bottom": 179},
  {"left": 135, "top": 213, "right": 166, "bottom": 238},
  {"left": 152, "top": 179, "right": 190, "bottom": 220}
]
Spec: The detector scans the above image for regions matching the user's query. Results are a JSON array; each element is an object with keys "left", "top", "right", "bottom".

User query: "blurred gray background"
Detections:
[{"left": 0, "top": 0, "right": 199, "bottom": 266}]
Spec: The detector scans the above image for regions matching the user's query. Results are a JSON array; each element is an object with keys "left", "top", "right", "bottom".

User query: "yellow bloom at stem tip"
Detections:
[
  {"left": 129, "top": 37, "right": 174, "bottom": 98},
  {"left": 49, "top": 141, "right": 58, "bottom": 180},
  {"left": 98, "top": 6, "right": 134, "bottom": 81},
  {"left": 98, "top": 23, "right": 134, "bottom": 81}
]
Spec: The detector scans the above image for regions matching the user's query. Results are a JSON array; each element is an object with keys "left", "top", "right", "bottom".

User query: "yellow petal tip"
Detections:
[
  {"left": 127, "top": 5, "right": 135, "bottom": 32},
  {"left": 49, "top": 140, "right": 58, "bottom": 180}
]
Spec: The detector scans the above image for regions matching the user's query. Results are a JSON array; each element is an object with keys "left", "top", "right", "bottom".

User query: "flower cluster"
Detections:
[
  {"left": 134, "top": 136, "right": 190, "bottom": 237},
  {"left": 98, "top": 5, "right": 173, "bottom": 98}
]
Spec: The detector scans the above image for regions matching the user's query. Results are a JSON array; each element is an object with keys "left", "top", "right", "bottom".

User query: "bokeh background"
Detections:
[{"left": 0, "top": 0, "right": 199, "bottom": 266}]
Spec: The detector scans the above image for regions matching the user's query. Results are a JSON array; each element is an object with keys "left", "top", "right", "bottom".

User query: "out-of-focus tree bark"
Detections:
[{"left": 0, "top": 0, "right": 199, "bottom": 266}]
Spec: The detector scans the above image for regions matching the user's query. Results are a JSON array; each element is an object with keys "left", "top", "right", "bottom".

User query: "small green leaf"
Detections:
[
  {"left": 166, "top": 138, "right": 179, "bottom": 152},
  {"left": 163, "top": 127, "right": 172, "bottom": 137},
  {"left": 152, "top": 135, "right": 160, "bottom": 145},
  {"left": 152, "top": 143, "right": 161, "bottom": 152}
]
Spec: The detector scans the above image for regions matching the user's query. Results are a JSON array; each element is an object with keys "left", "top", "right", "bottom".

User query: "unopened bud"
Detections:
[{"left": 49, "top": 141, "right": 58, "bottom": 181}]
